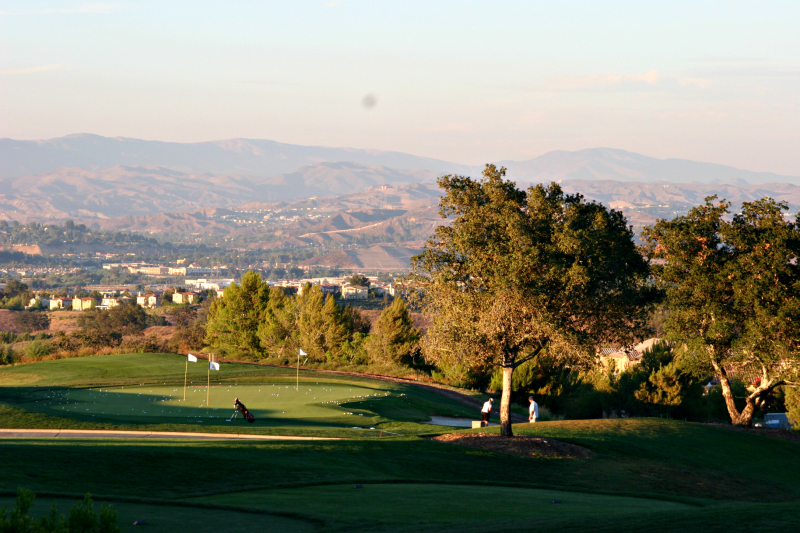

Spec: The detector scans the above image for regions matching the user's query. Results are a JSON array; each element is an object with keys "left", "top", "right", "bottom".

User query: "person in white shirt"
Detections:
[
  {"left": 528, "top": 396, "right": 539, "bottom": 423},
  {"left": 481, "top": 398, "right": 493, "bottom": 427}
]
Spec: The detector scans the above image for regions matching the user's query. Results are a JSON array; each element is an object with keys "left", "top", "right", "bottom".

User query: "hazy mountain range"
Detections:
[
  {"left": 1, "top": 133, "right": 799, "bottom": 226},
  {"left": 0, "top": 134, "right": 469, "bottom": 179}
]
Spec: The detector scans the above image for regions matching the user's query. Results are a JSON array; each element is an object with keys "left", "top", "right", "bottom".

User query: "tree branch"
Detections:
[{"left": 511, "top": 340, "right": 550, "bottom": 369}]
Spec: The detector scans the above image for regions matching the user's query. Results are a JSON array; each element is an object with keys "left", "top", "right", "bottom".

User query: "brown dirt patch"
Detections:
[
  {"left": 432, "top": 432, "right": 594, "bottom": 459},
  {"left": 0, "top": 310, "right": 20, "bottom": 333},
  {"left": 143, "top": 325, "right": 176, "bottom": 340},
  {"left": 706, "top": 423, "right": 800, "bottom": 444}
]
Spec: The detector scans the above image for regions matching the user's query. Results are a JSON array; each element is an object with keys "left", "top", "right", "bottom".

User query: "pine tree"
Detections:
[
  {"left": 204, "top": 271, "right": 271, "bottom": 357},
  {"left": 367, "top": 297, "right": 420, "bottom": 365}
]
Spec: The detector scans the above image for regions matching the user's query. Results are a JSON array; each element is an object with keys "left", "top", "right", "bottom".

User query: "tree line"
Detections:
[
  {"left": 204, "top": 272, "right": 419, "bottom": 368},
  {"left": 408, "top": 165, "right": 800, "bottom": 435}
]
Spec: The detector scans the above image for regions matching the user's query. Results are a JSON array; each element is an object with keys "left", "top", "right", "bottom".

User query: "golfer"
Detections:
[
  {"left": 481, "top": 398, "right": 493, "bottom": 427},
  {"left": 528, "top": 396, "right": 539, "bottom": 423}
]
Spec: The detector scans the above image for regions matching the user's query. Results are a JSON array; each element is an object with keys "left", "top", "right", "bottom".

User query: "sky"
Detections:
[{"left": 1, "top": 1, "right": 799, "bottom": 174}]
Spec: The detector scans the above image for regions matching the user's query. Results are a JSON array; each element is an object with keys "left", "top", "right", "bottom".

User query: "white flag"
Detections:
[
  {"left": 209, "top": 361, "right": 220, "bottom": 371},
  {"left": 299, "top": 349, "right": 307, "bottom": 356},
  {"left": 187, "top": 354, "right": 198, "bottom": 362}
]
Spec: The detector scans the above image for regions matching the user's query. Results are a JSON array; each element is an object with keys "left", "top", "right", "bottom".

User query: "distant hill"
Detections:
[
  {"left": 299, "top": 245, "right": 424, "bottom": 271},
  {"left": 499, "top": 148, "right": 800, "bottom": 185},
  {"left": 0, "top": 134, "right": 470, "bottom": 179},
  {"left": 0, "top": 163, "right": 437, "bottom": 221}
]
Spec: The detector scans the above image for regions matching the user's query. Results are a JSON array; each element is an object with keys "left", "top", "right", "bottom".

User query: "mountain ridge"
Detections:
[{"left": 4, "top": 134, "right": 798, "bottom": 185}]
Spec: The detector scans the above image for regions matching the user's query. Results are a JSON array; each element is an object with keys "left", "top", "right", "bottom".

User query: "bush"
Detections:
[
  {"left": 0, "top": 345, "right": 17, "bottom": 365},
  {"left": 120, "top": 334, "right": 165, "bottom": 354},
  {"left": 24, "top": 339, "right": 52, "bottom": 359},
  {"left": 13, "top": 311, "right": 50, "bottom": 333},
  {"left": 0, "top": 487, "right": 120, "bottom": 533}
]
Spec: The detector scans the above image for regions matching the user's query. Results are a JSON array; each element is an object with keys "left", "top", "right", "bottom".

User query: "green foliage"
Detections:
[
  {"left": 23, "top": 340, "right": 52, "bottom": 360},
  {"left": 13, "top": 312, "right": 51, "bottom": 334},
  {"left": 0, "top": 281, "right": 32, "bottom": 311},
  {"left": 644, "top": 196, "right": 800, "bottom": 425},
  {"left": 3, "top": 280, "right": 29, "bottom": 298},
  {"left": 785, "top": 387, "right": 800, "bottom": 430},
  {"left": 0, "top": 345, "right": 17, "bottom": 366},
  {"left": 0, "top": 219, "right": 156, "bottom": 248},
  {"left": 205, "top": 272, "right": 374, "bottom": 364},
  {"left": 0, "top": 488, "right": 119, "bottom": 533},
  {"left": 205, "top": 271, "right": 271, "bottom": 357},
  {"left": 410, "top": 165, "right": 658, "bottom": 435},
  {"left": 366, "top": 297, "right": 420, "bottom": 366},
  {"left": 76, "top": 303, "right": 151, "bottom": 337},
  {"left": 345, "top": 274, "right": 370, "bottom": 287}
]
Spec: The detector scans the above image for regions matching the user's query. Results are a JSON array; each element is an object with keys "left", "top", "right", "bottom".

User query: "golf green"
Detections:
[
  {"left": 25, "top": 382, "right": 392, "bottom": 426},
  {"left": 0, "top": 353, "right": 479, "bottom": 434}
]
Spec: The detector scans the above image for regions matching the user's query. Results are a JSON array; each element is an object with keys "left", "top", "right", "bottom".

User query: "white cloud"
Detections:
[
  {"left": 679, "top": 78, "right": 712, "bottom": 88},
  {"left": 625, "top": 70, "right": 660, "bottom": 84},
  {"left": 0, "top": 64, "right": 61, "bottom": 76}
]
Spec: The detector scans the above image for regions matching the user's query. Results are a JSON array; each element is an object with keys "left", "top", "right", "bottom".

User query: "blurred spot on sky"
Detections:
[{"left": 362, "top": 94, "right": 377, "bottom": 110}]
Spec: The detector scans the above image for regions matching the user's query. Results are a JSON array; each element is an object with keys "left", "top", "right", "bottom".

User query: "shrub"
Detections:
[
  {"left": 0, "top": 345, "right": 17, "bottom": 365},
  {"left": 0, "top": 487, "right": 120, "bottom": 533},
  {"left": 13, "top": 311, "right": 51, "bottom": 333},
  {"left": 24, "top": 340, "right": 52, "bottom": 360}
]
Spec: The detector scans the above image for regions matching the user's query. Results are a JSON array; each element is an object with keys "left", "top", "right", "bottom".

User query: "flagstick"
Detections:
[
  {"left": 184, "top": 358, "right": 188, "bottom": 401},
  {"left": 207, "top": 364, "right": 210, "bottom": 414},
  {"left": 296, "top": 350, "right": 299, "bottom": 391}
]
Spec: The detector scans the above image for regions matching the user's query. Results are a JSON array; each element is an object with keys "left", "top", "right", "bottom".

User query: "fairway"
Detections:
[
  {"left": 0, "top": 495, "right": 316, "bottom": 533},
  {"left": 191, "top": 483, "right": 692, "bottom": 528},
  {"left": 3, "top": 354, "right": 800, "bottom": 532}
]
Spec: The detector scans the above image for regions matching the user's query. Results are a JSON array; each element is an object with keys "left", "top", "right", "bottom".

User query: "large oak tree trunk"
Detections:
[
  {"left": 500, "top": 366, "right": 513, "bottom": 437},
  {"left": 710, "top": 354, "right": 750, "bottom": 426},
  {"left": 718, "top": 374, "right": 750, "bottom": 425}
]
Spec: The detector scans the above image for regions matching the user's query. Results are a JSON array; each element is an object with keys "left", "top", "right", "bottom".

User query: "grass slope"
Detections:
[{"left": 2, "top": 354, "right": 800, "bottom": 531}]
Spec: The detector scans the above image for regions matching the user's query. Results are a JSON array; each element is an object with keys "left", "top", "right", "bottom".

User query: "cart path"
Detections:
[{"left": 0, "top": 428, "right": 339, "bottom": 440}]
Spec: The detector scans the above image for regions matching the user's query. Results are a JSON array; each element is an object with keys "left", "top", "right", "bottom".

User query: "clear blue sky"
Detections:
[{"left": 1, "top": 1, "right": 799, "bottom": 174}]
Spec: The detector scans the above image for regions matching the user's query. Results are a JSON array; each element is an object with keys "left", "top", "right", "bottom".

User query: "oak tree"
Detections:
[
  {"left": 409, "top": 165, "right": 656, "bottom": 436},
  {"left": 643, "top": 197, "right": 800, "bottom": 425}
]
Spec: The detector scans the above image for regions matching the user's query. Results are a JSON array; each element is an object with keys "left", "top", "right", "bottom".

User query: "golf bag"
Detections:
[{"left": 234, "top": 399, "right": 255, "bottom": 423}]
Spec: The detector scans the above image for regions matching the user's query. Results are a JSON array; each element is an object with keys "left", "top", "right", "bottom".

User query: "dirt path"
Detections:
[{"left": 0, "top": 428, "right": 338, "bottom": 440}]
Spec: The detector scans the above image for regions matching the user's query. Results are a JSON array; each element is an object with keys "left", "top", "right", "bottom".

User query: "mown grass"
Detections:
[
  {"left": 0, "top": 353, "right": 477, "bottom": 436},
  {"left": 2, "top": 354, "right": 800, "bottom": 531}
]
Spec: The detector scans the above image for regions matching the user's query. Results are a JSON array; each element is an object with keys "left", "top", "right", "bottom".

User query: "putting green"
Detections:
[
  {"left": 0, "top": 353, "right": 480, "bottom": 435},
  {"left": 25, "top": 382, "right": 395, "bottom": 425}
]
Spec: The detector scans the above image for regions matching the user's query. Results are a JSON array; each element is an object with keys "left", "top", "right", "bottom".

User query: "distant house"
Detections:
[
  {"left": 342, "top": 285, "right": 369, "bottom": 300},
  {"left": 173, "top": 292, "right": 198, "bottom": 305},
  {"left": 598, "top": 338, "right": 661, "bottom": 374},
  {"left": 129, "top": 265, "right": 169, "bottom": 276},
  {"left": 49, "top": 298, "right": 73, "bottom": 310},
  {"left": 319, "top": 284, "right": 339, "bottom": 295},
  {"left": 29, "top": 297, "right": 50, "bottom": 309},
  {"left": 74, "top": 297, "right": 97, "bottom": 311},
  {"left": 136, "top": 295, "right": 160, "bottom": 308},
  {"left": 101, "top": 297, "right": 120, "bottom": 309}
]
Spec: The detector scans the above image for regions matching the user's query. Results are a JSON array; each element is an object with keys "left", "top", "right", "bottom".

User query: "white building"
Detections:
[
  {"left": 49, "top": 298, "right": 72, "bottom": 310},
  {"left": 184, "top": 278, "right": 235, "bottom": 291}
]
